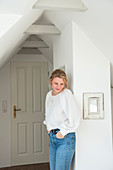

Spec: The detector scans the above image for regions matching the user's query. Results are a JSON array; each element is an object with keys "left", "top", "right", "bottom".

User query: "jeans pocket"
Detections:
[{"left": 66, "top": 134, "right": 75, "bottom": 150}]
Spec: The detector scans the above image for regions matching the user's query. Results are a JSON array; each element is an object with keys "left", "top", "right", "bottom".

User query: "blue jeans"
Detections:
[{"left": 49, "top": 131, "right": 76, "bottom": 170}]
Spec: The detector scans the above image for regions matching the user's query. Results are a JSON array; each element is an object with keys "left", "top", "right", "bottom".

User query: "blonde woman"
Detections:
[{"left": 44, "top": 69, "right": 80, "bottom": 170}]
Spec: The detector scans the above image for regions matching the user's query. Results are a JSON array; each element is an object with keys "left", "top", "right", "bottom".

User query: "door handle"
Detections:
[{"left": 13, "top": 105, "right": 21, "bottom": 118}]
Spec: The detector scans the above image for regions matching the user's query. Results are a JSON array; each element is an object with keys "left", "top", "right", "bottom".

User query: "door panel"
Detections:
[
  {"left": 11, "top": 62, "right": 49, "bottom": 166},
  {"left": 33, "top": 122, "right": 42, "bottom": 153},
  {"left": 17, "top": 67, "right": 27, "bottom": 112},
  {"left": 17, "top": 123, "right": 28, "bottom": 155},
  {"left": 32, "top": 67, "right": 41, "bottom": 113}
]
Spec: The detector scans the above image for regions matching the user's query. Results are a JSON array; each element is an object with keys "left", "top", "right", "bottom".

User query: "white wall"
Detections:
[
  {"left": 53, "top": 22, "right": 73, "bottom": 90},
  {"left": 111, "top": 88, "right": 113, "bottom": 148},
  {"left": 72, "top": 22, "right": 113, "bottom": 170},
  {"left": 0, "top": 62, "right": 11, "bottom": 167},
  {"left": 0, "top": 54, "right": 52, "bottom": 168}
]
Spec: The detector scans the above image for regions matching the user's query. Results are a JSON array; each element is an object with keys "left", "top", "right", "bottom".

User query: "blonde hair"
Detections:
[{"left": 49, "top": 69, "right": 67, "bottom": 88}]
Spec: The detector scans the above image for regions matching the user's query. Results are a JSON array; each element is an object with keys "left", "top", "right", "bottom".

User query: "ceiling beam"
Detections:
[
  {"left": 17, "top": 47, "right": 42, "bottom": 54},
  {"left": 22, "top": 40, "right": 49, "bottom": 48},
  {"left": 33, "top": 0, "right": 87, "bottom": 11},
  {"left": 25, "top": 25, "right": 61, "bottom": 35}
]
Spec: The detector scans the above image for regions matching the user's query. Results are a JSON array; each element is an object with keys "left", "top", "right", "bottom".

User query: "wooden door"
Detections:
[{"left": 11, "top": 62, "right": 49, "bottom": 166}]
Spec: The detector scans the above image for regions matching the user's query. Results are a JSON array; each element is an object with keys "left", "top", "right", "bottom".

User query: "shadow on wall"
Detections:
[{"left": 111, "top": 89, "right": 113, "bottom": 150}]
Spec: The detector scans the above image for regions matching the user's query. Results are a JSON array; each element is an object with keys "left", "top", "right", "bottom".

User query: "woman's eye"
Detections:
[{"left": 54, "top": 82, "right": 64, "bottom": 85}]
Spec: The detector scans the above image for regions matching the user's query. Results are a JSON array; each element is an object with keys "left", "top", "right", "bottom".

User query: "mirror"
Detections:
[{"left": 88, "top": 97, "right": 99, "bottom": 114}]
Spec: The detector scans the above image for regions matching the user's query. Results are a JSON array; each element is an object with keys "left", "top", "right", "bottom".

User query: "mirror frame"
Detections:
[{"left": 83, "top": 92, "right": 104, "bottom": 119}]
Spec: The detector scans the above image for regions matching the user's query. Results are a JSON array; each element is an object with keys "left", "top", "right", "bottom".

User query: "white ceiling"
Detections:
[
  {"left": 0, "top": 14, "right": 22, "bottom": 38},
  {"left": 0, "top": 0, "right": 37, "bottom": 14},
  {"left": 33, "top": 0, "right": 87, "bottom": 11}
]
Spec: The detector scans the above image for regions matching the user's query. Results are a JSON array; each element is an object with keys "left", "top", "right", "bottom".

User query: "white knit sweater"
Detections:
[{"left": 44, "top": 89, "right": 81, "bottom": 136}]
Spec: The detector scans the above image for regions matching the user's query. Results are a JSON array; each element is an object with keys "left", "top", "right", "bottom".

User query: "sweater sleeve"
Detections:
[
  {"left": 43, "top": 92, "right": 49, "bottom": 126},
  {"left": 60, "top": 89, "right": 81, "bottom": 136}
]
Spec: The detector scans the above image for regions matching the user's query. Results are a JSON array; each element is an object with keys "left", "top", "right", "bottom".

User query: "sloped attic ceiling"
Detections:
[
  {"left": 0, "top": 0, "right": 44, "bottom": 69},
  {"left": 0, "top": 0, "right": 88, "bottom": 69},
  {"left": 0, "top": 14, "right": 22, "bottom": 38},
  {"left": 0, "top": 0, "right": 27, "bottom": 14},
  {"left": 0, "top": 0, "right": 41, "bottom": 14}
]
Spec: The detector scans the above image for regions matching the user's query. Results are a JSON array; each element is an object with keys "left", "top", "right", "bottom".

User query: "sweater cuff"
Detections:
[{"left": 43, "top": 120, "right": 46, "bottom": 125}]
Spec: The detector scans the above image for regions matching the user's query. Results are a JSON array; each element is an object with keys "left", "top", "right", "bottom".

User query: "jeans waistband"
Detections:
[{"left": 51, "top": 129, "right": 60, "bottom": 134}]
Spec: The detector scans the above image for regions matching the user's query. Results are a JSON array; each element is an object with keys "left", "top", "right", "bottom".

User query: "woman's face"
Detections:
[{"left": 51, "top": 77, "right": 65, "bottom": 95}]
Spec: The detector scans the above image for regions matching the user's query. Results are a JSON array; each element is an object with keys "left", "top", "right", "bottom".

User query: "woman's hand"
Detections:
[
  {"left": 48, "top": 130, "right": 51, "bottom": 134},
  {"left": 56, "top": 131, "right": 64, "bottom": 139}
]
